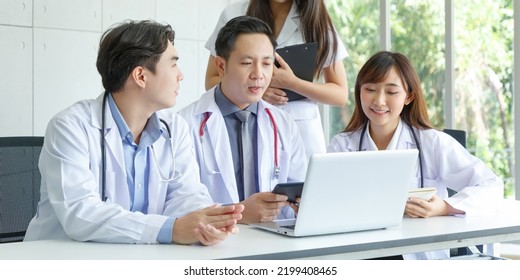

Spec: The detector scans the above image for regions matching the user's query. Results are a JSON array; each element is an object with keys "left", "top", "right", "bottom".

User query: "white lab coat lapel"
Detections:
[
  {"left": 397, "top": 123, "right": 417, "bottom": 150},
  {"left": 146, "top": 134, "right": 169, "bottom": 214},
  {"left": 275, "top": 2, "right": 300, "bottom": 47},
  {"left": 396, "top": 122, "right": 422, "bottom": 188},
  {"left": 195, "top": 90, "right": 240, "bottom": 201},
  {"left": 206, "top": 111, "right": 240, "bottom": 200},
  {"left": 347, "top": 128, "right": 366, "bottom": 151},
  {"left": 256, "top": 102, "right": 275, "bottom": 192},
  {"left": 90, "top": 95, "right": 130, "bottom": 208}
]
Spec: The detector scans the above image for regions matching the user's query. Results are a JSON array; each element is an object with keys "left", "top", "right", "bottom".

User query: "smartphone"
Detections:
[{"left": 272, "top": 182, "right": 304, "bottom": 203}]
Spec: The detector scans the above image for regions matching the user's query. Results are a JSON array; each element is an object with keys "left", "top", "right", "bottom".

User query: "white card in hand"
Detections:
[{"left": 408, "top": 187, "right": 436, "bottom": 200}]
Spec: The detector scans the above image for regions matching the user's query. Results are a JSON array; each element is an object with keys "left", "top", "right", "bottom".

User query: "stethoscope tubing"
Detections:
[{"left": 199, "top": 108, "right": 281, "bottom": 180}]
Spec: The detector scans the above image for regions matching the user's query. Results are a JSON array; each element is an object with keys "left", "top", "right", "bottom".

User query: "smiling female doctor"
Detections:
[
  {"left": 24, "top": 20, "right": 243, "bottom": 245},
  {"left": 327, "top": 51, "right": 503, "bottom": 260},
  {"left": 179, "top": 16, "right": 307, "bottom": 224}
]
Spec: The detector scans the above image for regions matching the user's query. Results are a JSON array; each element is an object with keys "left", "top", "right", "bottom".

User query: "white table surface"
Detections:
[{"left": 2, "top": 201, "right": 520, "bottom": 260}]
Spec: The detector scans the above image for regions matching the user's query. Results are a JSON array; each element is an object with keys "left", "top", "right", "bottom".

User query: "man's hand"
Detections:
[
  {"left": 239, "top": 192, "right": 289, "bottom": 224},
  {"left": 172, "top": 204, "right": 244, "bottom": 245}
]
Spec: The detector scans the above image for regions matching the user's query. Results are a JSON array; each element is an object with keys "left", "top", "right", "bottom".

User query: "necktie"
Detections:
[{"left": 235, "top": 110, "right": 255, "bottom": 201}]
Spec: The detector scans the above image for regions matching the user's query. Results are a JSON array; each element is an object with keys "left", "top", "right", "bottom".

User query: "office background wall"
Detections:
[{"left": 0, "top": 0, "right": 234, "bottom": 137}]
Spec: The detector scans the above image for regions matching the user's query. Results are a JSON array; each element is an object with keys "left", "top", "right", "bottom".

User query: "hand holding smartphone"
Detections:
[{"left": 272, "top": 182, "right": 303, "bottom": 204}]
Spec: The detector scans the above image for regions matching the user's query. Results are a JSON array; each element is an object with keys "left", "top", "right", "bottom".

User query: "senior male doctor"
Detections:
[
  {"left": 24, "top": 20, "right": 243, "bottom": 245},
  {"left": 178, "top": 16, "right": 307, "bottom": 224}
]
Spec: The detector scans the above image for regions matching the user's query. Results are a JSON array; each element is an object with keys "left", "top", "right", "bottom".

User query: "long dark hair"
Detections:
[
  {"left": 96, "top": 20, "right": 174, "bottom": 93},
  {"left": 246, "top": 0, "right": 338, "bottom": 78},
  {"left": 345, "top": 51, "right": 433, "bottom": 132}
]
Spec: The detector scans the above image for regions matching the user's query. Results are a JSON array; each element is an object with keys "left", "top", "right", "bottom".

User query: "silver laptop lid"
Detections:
[{"left": 292, "top": 149, "right": 418, "bottom": 236}]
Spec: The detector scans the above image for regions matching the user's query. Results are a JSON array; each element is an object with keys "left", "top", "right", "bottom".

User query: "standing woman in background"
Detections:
[{"left": 205, "top": 0, "right": 349, "bottom": 159}]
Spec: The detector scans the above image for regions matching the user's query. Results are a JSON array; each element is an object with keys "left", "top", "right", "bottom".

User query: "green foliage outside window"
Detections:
[{"left": 326, "top": 0, "right": 514, "bottom": 197}]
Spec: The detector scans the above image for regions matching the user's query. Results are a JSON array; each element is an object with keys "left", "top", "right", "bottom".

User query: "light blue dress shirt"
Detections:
[{"left": 108, "top": 93, "right": 173, "bottom": 243}]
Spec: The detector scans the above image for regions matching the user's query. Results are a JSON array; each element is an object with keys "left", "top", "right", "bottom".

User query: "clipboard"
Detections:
[{"left": 275, "top": 42, "right": 317, "bottom": 101}]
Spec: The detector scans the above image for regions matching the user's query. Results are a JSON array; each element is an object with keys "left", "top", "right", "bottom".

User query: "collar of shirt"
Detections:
[
  {"left": 366, "top": 118, "right": 403, "bottom": 151},
  {"left": 107, "top": 93, "right": 162, "bottom": 213},
  {"left": 386, "top": 118, "right": 403, "bottom": 150},
  {"left": 214, "top": 85, "right": 258, "bottom": 116},
  {"left": 107, "top": 93, "right": 162, "bottom": 149}
]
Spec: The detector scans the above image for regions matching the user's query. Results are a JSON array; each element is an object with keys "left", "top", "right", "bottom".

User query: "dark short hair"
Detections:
[
  {"left": 96, "top": 20, "right": 175, "bottom": 93},
  {"left": 215, "top": 15, "right": 277, "bottom": 61}
]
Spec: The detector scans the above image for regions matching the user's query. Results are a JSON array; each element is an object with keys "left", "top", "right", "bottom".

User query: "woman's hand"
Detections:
[
  {"left": 262, "top": 87, "right": 288, "bottom": 105},
  {"left": 405, "top": 195, "right": 464, "bottom": 218}
]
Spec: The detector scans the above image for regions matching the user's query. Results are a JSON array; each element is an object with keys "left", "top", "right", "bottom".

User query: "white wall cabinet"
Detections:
[
  {"left": 0, "top": 0, "right": 230, "bottom": 136},
  {"left": 173, "top": 39, "right": 200, "bottom": 111},
  {"left": 103, "top": 0, "right": 156, "bottom": 30},
  {"left": 33, "top": 28, "right": 101, "bottom": 135},
  {"left": 157, "top": 0, "right": 198, "bottom": 41},
  {"left": 34, "top": 0, "right": 102, "bottom": 31},
  {"left": 0, "top": 0, "right": 32, "bottom": 26},
  {"left": 0, "top": 26, "right": 32, "bottom": 136},
  {"left": 198, "top": 0, "right": 229, "bottom": 41}
]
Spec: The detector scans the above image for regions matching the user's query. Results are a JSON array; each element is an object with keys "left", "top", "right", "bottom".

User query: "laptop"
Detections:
[
  {"left": 275, "top": 42, "right": 317, "bottom": 101},
  {"left": 249, "top": 149, "right": 418, "bottom": 237}
]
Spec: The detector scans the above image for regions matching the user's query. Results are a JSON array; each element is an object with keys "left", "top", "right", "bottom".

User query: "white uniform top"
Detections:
[
  {"left": 25, "top": 94, "right": 213, "bottom": 244},
  {"left": 328, "top": 119, "right": 504, "bottom": 259},
  {"left": 178, "top": 87, "right": 308, "bottom": 219},
  {"left": 205, "top": 0, "right": 348, "bottom": 159}
]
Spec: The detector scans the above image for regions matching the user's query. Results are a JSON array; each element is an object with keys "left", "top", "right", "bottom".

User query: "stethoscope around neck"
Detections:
[
  {"left": 100, "top": 92, "right": 177, "bottom": 202},
  {"left": 198, "top": 108, "right": 281, "bottom": 180},
  {"left": 358, "top": 121, "right": 424, "bottom": 188}
]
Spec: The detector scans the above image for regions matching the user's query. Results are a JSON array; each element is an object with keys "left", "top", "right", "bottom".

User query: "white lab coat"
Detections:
[
  {"left": 328, "top": 120, "right": 504, "bottom": 259},
  {"left": 24, "top": 94, "right": 213, "bottom": 244},
  {"left": 205, "top": 0, "right": 349, "bottom": 159},
  {"left": 178, "top": 87, "right": 307, "bottom": 218}
]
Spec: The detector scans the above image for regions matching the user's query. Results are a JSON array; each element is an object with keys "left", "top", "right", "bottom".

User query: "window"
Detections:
[
  {"left": 327, "top": 0, "right": 380, "bottom": 137},
  {"left": 453, "top": 0, "right": 514, "bottom": 197},
  {"left": 326, "top": 0, "right": 514, "bottom": 198}
]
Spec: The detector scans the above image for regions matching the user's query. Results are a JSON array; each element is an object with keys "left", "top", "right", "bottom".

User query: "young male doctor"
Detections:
[
  {"left": 178, "top": 16, "right": 307, "bottom": 224},
  {"left": 24, "top": 20, "right": 243, "bottom": 245}
]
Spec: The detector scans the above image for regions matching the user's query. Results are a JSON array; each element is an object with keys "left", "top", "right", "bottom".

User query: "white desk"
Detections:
[{"left": 2, "top": 201, "right": 520, "bottom": 260}]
